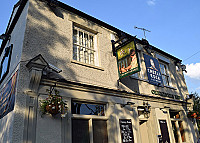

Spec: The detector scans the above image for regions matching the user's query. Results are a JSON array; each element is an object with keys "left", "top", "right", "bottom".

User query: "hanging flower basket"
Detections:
[
  {"left": 188, "top": 111, "right": 198, "bottom": 119},
  {"left": 40, "top": 87, "right": 68, "bottom": 117}
]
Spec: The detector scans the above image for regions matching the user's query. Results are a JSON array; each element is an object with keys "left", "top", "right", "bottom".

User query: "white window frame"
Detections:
[
  {"left": 73, "top": 26, "right": 98, "bottom": 66},
  {"left": 159, "top": 61, "right": 171, "bottom": 86},
  {"left": 71, "top": 101, "right": 108, "bottom": 143},
  {"left": 171, "top": 118, "right": 186, "bottom": 143}
]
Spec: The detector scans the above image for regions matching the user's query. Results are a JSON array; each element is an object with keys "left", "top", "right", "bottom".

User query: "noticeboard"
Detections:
[
  {"left": 159, "top": 120, "right": 170, "bottom": 143},
  {"left": 143, "top": 54, "right": 163, "bottom": 86},
  {"left": 119, "top": 119, "right": 134, "bottom": 143},
  {"left": 116, "top": 40, "right": 140, "bottom": 79}
]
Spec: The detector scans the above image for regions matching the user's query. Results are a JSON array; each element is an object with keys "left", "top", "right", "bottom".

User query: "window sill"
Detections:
[
  {"left": 72, "top": 114, "right": 108, "bottom": 120},
  {"left": 71, "top": 60, "right": 104, "bottom": 71}
]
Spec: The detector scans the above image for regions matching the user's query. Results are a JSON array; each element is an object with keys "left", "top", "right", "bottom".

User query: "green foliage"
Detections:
[
  {"left": 191, "top": 92, "right": 200, "bottom": 133},
  {"left": 39, "top": 88, "right": 68, "bottom": 117}
]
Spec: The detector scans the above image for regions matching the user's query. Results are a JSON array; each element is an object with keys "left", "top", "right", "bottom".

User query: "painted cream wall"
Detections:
[
  {"left": 36, "top": 85, "right": 145, "bottom": 143},
  {"left": 0, "top": 1, "right": 29, "bottom": 143},
  {"left": 0, "top": 0, "right": 193, "bottom": 142},
  {"left": 21, "top": 0, "right": 189, "bottom": 102},
  {"left": 22, "top": 0, "right": 119, "bottom": 91},
  {"left": 35, "top": 83, "right": 193, "bottom": 143}
]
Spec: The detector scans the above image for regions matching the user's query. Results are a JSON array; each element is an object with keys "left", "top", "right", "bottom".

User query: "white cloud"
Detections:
[
  {"left": 196, "top": 86, "right": 200, "bottom": 90},
  {"left": 147, "top": 0, "right": 156, "bottom": 6},
  {"left": 185, "top": 63, "right": 200, "bottom": 80}
]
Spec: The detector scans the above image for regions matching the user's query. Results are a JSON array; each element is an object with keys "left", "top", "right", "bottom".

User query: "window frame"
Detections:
[
  {"left": 170, "top": 110, "right": 186, "bottom": 143},
  {"left": 159, "top": 61, "right": 171, "bottom": 86},
  {"left": 71, "top": 100, "right": 108, "bottom": 143},
  {"left": 73, "top": 26, "right": 97, "bottom": 66},
  {"left": 0, "top": 44, "right": 13, "bottom": 84}
]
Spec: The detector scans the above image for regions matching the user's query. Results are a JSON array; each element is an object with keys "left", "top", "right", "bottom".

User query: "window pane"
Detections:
[
  {"left": 79, "top": 47, "right": 84, "bottom": 62},
  {"left": 79, "top": 31, "right": 83, "bottom": 45},
  {"left": 178, "top": 121, "right": 186, "bottom": 142},
  {"left": 1, "top": 57, "right": 9, "bottom": 80},
  {"left": 73, "top": 46, "right": 78, "bottom": 60},
  {"left": 84, "top": 34, "right": 88, "bottom": 47},
  {"left": 73, "top": 29, "right": 78, "bottom": 44},
  {"left": 72, "top": 102, "right": 105, "bottom": 116},
  {"left": 93, "top": 120, "right": 108, "bottom": 143},
  {"left": 73, "top": 27, "right": 96, "bottom": 65},
  {"left": 84, "top": 50, "right": 89, "bottom": 64},
  {"left": 162, "top": 75, "right": 169, "bottom": 86},
  {"left": 90, "top": 51, "right": 94, "bottom": 65},
  {"left": 72, "top": 119, "right": 90, "bottom": 143},
  {"left": 159, "top": 64, "right": 165, "bottom": 75},
  {"left": 89, "top": 36, "right": 94, "bottom": 49}
]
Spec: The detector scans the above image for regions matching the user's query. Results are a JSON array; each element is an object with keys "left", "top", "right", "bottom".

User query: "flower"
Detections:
[
  {"left": 39, "top": 87, "right": 68, "bottom": 117},
  {"left": 188, "top": 111, "right": 199, "bottom": 119}
]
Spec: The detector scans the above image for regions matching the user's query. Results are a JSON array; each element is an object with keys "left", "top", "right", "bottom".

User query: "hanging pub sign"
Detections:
[
  {"left": 144, "top": 54, "right": 163, "bottom": 86},
  {"left": 116, "top": 40, "right": 140, "bottom": 79},
  {"left": 119, "top": 119, "right": 134, "bottom": 143},
  {"left": 0, "top": 71, "right": 18, "bottom": 119}
]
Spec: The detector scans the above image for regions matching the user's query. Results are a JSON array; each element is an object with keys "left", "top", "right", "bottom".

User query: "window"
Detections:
[
  {"left": 73, "top": 26, "right": 96, "bottom": 65},
  {"left": 178, "top": 121, "right": 186, "bottom": 142},
  {"left": 170, "top": 110, "right": 186, "bottom": 143},
  {"left": 159, "top": 61, "right": 170, "bottom": 86},
  {"left": 71, "top": 101, "right": 108, "bottom": 143},
  {"left": 72, "top": 101, "right": 105, "bottom": 116},
  {"left": 171, "top": 121, "right": 179, "bottom": 143},
  {"left": 0, "top": 44, "right": 13, "bottom": 83}
]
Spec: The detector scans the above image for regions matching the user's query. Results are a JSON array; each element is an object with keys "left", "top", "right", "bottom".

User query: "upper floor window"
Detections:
[
  {"left": 73, "top": 26, "right": 96, "bottom": 65},
  {"left": 159, "top": 61, "right": 170, "bottom": 86},
  {"left": 0, "top": 44, "right": 13, "bottom": 83}
]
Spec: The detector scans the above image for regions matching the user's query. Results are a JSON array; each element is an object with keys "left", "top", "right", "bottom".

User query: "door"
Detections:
[{"left": 159, "top": 120, "right": 170, "bottom": 143}]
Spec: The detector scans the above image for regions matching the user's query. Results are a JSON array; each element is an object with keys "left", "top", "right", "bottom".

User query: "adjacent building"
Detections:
[{"left": 0, "top": 0, "right": 198, "bottom": 142}]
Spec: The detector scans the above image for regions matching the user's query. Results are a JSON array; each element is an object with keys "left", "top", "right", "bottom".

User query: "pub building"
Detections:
[{"left": 0, "top": 0, "right": 198, "bottom": 143}]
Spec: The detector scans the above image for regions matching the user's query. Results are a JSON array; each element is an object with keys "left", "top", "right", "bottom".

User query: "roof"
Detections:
[{"left": 1, "top": 0, "right": 182, "bottom": 62}]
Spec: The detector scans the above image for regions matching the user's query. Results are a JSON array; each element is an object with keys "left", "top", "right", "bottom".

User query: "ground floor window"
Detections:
[
  {"left": 170, "top": 110, "right": 186, "bottom": 143},
  {"left": 178, "top": 121, "right": 186, "bottom": 142},
  {"left": 72, "top": 101, "right": 108, "bottom": 143},
  {"left": 171, "top": 121, "right": 179, "bottom": 143}
]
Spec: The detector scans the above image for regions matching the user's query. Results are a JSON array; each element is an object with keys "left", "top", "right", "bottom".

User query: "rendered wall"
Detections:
[
  {"left": 0, "top": 1, "right": 29, "bottom": 143},
  {"left": 22, "top": 0, "right": 189, "bottom": 102}
]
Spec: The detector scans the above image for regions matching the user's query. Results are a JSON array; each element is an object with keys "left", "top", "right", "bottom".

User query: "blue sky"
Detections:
[{"left": 0, "top": 0, "right": 200, "bottom": 95}]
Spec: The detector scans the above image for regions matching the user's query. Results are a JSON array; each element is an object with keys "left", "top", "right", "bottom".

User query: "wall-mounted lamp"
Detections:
[
  {"left": 0, "top": 34, "right": 10, "bottom": 41},
  {"left": 186, "top": 94, "right": 194, "bottom": 101},
  {"left": 164, "top": 106, "right": 170, "bottom": 109},
  {"left": 121, "top": 101, "right": 135, "bottom": 108},
  {"left": 160, "top": 108, "right": 168, "bottom": 114},
  {"left": 181, "top": 64, "right": 187, "bottom": 73},
  {"left": 137, "top": 101, "right": 151, "bottom": 118}
]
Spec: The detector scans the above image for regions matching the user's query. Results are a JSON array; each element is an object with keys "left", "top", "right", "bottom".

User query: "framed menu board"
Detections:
[{"left": 119, "top": 119, "right": 134, "bottom": 143}]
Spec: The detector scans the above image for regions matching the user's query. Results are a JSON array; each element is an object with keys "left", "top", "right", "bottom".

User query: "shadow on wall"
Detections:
[
  {"left": 171, "top": 66, "right": 188, "bottom": 100},
  {"left": 0, "top": 112, "right": 14, "bottom": 143},
  {"left": 22, "top": 0, "right": 77, "bottom": 81},
  {"left": 119, "top": 76, "right": 140, "bottom": 93}
]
